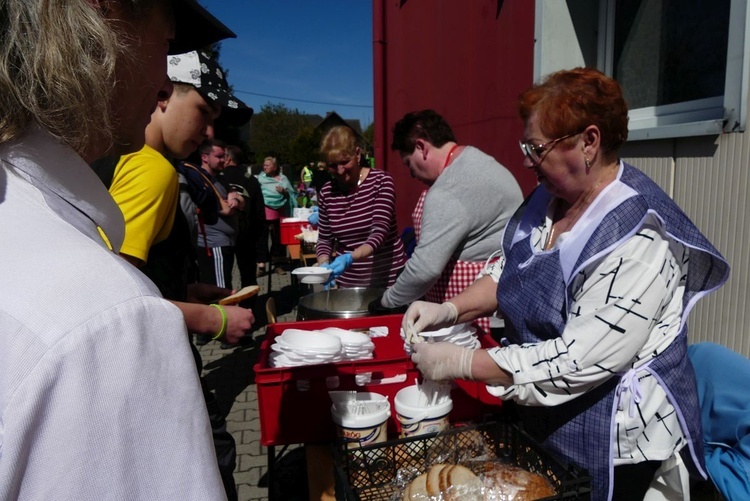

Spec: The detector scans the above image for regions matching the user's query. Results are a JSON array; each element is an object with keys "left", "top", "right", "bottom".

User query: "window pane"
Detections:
[{"left": 613, "top": 0, "right": 730, "bottom": 109}]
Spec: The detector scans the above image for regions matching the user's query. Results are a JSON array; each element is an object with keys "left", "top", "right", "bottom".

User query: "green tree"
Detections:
[
  {"left": 247, "top": 103, "right": 310, "bottom": 165},
  {"left": 288, "top": 125, "right": 323, "bottom": 168},
  {"left": 362, "top": 122, "right": 374, "bottom": 150}
]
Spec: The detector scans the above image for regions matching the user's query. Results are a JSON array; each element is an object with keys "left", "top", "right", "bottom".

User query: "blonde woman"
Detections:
[{"left": 317, "top": 126, "right": 407, "bottom": 288}]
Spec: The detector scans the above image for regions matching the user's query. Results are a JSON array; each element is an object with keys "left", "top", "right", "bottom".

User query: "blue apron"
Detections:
[{"left": 496, "top": 163, "right": 729, "bottom": 500}]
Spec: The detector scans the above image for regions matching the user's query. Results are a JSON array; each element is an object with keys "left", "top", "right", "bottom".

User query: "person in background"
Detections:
[
  {"left": 194, "top": 139, "right": 244, "bottom": 290},
  {"left": 687, "top": 342, "right": 750, "bottom": 500},
  {"left": 221, "top": 145, "right": 265, "bottom": 292},
  {"left": 403, "top": 68, "right": 729, "bottom": 500},
  {"left": 369, "top": 110, "right": 523, "bottom": 334},
  {"left": 309, "top": 160, "right": 333, "bottom": 203},
  {"left": 0, "top": 0, "right": 234, "bottom": 499},
  {"left": 256, "top": 156, "right": 297, "bottom": 275},
  {"left": 316, "top": 126, "right": 407, "bottom": 288},
  {"left": 300, "top": 161, "right": 313, "bottom": 189}
]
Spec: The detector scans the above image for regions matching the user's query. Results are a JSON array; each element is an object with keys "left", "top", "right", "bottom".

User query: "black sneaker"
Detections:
[
  {"left": 195, "top": 334, "right": 210, "bottom": 346},
  {"left": 220, "top": 342, "right": 233, "bottom": 349}
]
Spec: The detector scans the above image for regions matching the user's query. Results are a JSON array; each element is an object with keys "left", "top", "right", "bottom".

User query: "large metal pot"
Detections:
[{"left": 296, "top": 287, "right": 385, "bottom": 320}]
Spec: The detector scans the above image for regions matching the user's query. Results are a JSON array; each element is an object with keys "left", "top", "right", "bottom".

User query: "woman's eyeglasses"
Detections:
[
  {"left": 519, "top": 130, "right": 584, "bottom": 165},
  {"left": 326, "top": 158, "right": 353, "bottom": 169}
]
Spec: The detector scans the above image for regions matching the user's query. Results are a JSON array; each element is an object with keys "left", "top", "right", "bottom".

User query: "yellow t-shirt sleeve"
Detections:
[{"left": 109, "top": 147, "right": 179, "bottom": 263}]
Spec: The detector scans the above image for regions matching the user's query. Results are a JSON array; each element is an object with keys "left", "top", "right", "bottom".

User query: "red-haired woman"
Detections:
[{"left": 402, "top": 68, "right": 729, "bottom": 500}]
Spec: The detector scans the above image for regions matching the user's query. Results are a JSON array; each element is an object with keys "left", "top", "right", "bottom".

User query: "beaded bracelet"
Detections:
[{"left": 209, "top": 304, "right": 228, "bottom": 340}]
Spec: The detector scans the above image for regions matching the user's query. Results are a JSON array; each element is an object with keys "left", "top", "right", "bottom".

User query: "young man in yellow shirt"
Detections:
[{"left": 95, "top": 49, "right": 253, "bottom": 501}]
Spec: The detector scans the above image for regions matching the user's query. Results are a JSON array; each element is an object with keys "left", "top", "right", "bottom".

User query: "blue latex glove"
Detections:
[
  {"left": 321, "top": 253, "right": 353, "bottom": 284},
  {"left": 308, "top": 209, "right": 319, "bottom": 226}
]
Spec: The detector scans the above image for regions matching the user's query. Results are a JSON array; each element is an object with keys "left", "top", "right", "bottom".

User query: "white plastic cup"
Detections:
[
  {"left": 330, "top": 392, "right": 390, "bottom": 449},
  {"left": 394, "top": 385, "right": 452, "bottom": 438}
]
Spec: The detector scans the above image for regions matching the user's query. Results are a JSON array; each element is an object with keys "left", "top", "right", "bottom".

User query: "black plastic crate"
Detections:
[{"left": 333, "top": 421, "right": 591, "bottom": 500}]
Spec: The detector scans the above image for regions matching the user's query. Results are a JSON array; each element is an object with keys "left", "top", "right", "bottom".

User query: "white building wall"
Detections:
[{"left": 622, "top": 131, "right": 750, "bottom": 356}]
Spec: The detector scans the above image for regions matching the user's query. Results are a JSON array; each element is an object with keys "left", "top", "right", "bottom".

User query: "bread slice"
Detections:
[
  {"left": 405, "top": 464, "right": 482, "bottom": 501},
  {"left": 443, "top": 464, "right": 482, "bottom": 501},
  {"left": 402, "top": 482, "right": 411, "bottom": 500},
  {"left": 405, "top": 472, "right": 429, "bottom": 500},
  {"left": 438, "top": 464, "right": 454, "bottom": 493},
  {"left": 217, "top": 285, "right": 260, "bottom": 305},
  {"left": 427, "top": 464, "right": 449, "bottom": 497}
]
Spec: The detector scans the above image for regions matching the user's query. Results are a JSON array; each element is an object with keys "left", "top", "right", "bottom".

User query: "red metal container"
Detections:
[{"left": 253, "top": 314, "right": 502, "bottom": 447}]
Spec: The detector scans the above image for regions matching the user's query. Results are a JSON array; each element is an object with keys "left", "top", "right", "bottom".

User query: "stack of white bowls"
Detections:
[
  {"left": 400, "top": 323, "right": 481, "bottom": 355},
  {"left": 320, "top": 327, "right": 375, "bottom": 361},
  {"left": 269, "top": 329, "right": 342, "bottom": 367}
]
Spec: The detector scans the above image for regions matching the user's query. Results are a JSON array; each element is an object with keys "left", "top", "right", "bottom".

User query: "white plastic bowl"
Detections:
[
  {"left": 291, "top": 266, "right": 332, "bottom": 284},
  {"left": 320, "top": 327, "right": 372, "bottom": 346},
  {"left": 279, "top": 329, "right": 341, "bottom": 352}
]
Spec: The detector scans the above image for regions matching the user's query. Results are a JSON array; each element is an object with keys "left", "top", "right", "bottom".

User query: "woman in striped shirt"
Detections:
[{"left": 317, "top": 126, "right": 407, "bottom": 288}]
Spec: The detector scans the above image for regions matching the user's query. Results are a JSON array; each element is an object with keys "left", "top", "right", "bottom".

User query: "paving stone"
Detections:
[
  {"left": 226, "top": 409, "right": 245, "bottom": 422},
  {"left": 233, "top": 400, "right": 259, "bottom": 411},
  {"left": 239, "top": 452, "right": 271, "bottom": 471},
  {"left": 237, "top": 483, "right": 270, "bottom": 501},
  {"left": 228, "top": 419, "right": 261, "bottom": 433},
  {"left": 236, "top": 441, "right": 263, "bottom": 456},
  {"left": 234, "top": 468, "right": 262, "bottom": 487},
  {"left": 241, "top": 430, "right": 260, "bottom": 445}
]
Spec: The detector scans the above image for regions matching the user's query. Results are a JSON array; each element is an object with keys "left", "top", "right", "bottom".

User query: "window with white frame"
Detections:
[{"left": 535, "top": 0, "right": 748, "bottom": 140}]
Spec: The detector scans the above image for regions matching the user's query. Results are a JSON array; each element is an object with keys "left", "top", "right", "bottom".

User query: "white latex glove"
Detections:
[
  {"left": 411, "top": 342, "right": 475, "bottom": 381},
  {"left": 402, "top": 301, "right": 458, "bottom": 337}
]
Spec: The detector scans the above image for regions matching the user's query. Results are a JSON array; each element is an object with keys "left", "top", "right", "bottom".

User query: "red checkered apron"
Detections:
[
  {"left": 412, "top": 189, "right": 496, "bottom": 333},
  {"left": 412, "top": 189, "right": 428, "bottom": 242}
]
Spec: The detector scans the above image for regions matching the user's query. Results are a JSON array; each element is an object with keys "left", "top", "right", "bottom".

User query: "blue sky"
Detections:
[{"left": 199, "top": 0, "right": 374, "bottom": 127}]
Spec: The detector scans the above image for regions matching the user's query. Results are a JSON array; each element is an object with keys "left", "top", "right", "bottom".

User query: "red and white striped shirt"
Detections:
[{"left": 316, "top": 170, "right": 407, "bottom": 288}]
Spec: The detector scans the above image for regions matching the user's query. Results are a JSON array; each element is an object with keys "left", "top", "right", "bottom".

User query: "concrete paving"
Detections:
[{"left": 197, "top": 264, "right": 305, "bottom": 501}]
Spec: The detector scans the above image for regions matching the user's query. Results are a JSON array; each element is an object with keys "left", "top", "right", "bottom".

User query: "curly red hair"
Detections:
[{"left": 518, "top": 68, "right": 629, "bottom": 154}]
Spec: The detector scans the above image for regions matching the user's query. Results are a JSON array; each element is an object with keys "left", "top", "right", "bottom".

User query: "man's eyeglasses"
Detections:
[{"left": 519, "top": 130, "right": 584, "bottom": 165}]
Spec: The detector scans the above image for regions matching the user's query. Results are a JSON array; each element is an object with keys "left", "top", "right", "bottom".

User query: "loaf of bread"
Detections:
[{"left": 481, "top": 464, "right": 555, "bottom": 500}]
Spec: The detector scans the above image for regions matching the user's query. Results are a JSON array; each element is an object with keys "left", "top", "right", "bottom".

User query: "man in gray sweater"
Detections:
[{"left": 371, "top": 110, "right": 523, "bottom": 332}]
